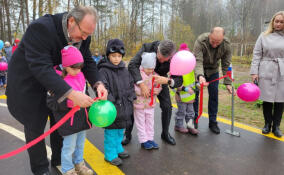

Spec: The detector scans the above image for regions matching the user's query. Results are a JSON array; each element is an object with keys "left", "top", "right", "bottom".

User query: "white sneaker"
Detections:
[{"left": 187, "top": 119, "right": 195, "bottom": 129}]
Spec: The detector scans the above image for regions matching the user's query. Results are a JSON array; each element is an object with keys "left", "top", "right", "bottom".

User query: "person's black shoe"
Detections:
[
  {"left": 121, "top": 135, "right": 131, "bottom": 145},
  {"left": 273, "top": 127, "right": 282, "bottom": 138},
  {"left": 209, "top": 122, "right": 220, "bottom": 134},
  {"left": 161, "top": 133, "right": 176, "bottom": 145},
  {"left": 51, "top": 165, "right": 63, "bottom": 175},
  {"left": 262, "top": 123, "right": 271, "bottom": 134},
  {"left": 36, "top": 171, "right": 51, "bottom": 175}
]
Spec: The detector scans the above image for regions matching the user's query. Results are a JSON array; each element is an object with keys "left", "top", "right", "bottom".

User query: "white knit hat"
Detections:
[{"left": 141, "top": 52, "right": 156, "bottom": 69}]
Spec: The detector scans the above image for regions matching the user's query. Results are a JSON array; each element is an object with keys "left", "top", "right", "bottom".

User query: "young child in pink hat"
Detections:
[{"left": 47, "top": 45, "right": 93, "bottom": 175}]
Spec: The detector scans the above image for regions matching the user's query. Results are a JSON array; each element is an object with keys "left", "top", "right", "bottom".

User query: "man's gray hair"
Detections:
[
  {"left": 158, "top": 40, "right": 176, "bottom": 58},
  {"left": 67, "top": 6, "right": 98, "bottom": 23}
]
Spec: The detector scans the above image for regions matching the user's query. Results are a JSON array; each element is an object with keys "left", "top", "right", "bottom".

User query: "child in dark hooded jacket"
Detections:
[{"left": 97, "top": 39, "right": 136, "bottom": 166}]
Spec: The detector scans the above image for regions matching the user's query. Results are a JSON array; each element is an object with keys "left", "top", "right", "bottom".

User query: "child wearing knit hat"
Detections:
[
  {"left": 97, "top": 39, "right": 136, "bottom": 166},
  {"left": 133, "top": 52, "right": 162, "bottom": 150},
  {"left": 47, "top": 46, "right": 93, "bottom": 175},
  {"left": 174, "top": 43, "right": 199, "bottom": 135}
]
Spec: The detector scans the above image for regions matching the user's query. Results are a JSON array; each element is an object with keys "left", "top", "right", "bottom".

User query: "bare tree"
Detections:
[
  {"left": 38, "top": 0, "right": 43, "bottom": 17},
  {"left": 3, "top": 0, "right": 12, "bottom": 43},
  {"left": 33, "top": 0, "right": 37, "bottom": 20},
  {"left": 0, "top": 0, "right": 4, "bottom": 40},
  {"left": 25, "top": 0, "right": 30, "bottom": 25}
]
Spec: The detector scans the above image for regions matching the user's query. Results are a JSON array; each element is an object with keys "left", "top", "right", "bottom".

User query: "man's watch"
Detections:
[{"left": 167, "top": 78, "right": 172, "bottom": 85}]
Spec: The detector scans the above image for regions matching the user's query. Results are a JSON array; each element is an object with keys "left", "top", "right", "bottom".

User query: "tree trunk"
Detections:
[
  {"left": 152, "top": 0, "right": 155, "bottom": 37},
  {"left": 48, "top": 0, "right": 52, "bottom": 14},
  {"left": 38, "top": 0, "right": 43, "bottom": 17},
  {"left": 21, "top": 0, "right": 26, "bottom": 32},
  {"left": 67, "top": 0, "right": 70, "bottom": 12},
  {"left": 140, "top": 0, "right": 144, "bottom": 43},
  {"left": 33, "top": 0, "right": 37, "bottom": 21},
  {"left": 3, "top": 0, "right": 12, "bottom": 43},
  {"left": 0, "top": 0, "right": 4, "bottom": 40},
  {"left": 15, "top": 7, "right": 23, "bottom": 40},
  {"left": 25, "top": 0, "right": 30, "bottom": 25},
  {"left": 159, "top": 0, "right": 163, "bottom": 35}
]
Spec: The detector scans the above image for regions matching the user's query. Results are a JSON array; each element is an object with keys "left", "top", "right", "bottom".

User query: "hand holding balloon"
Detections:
[{"left": 88, "top": 100, "right": 117, "bottom": 127}]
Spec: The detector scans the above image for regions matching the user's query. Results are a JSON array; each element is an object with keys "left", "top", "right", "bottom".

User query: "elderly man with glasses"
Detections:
[{"left": 6, "top": 6, "right": 107, "bottom": 175}]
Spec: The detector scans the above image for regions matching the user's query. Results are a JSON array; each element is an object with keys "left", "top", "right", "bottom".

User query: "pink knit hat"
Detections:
[
  {"left": 61, "top": 46, "right": 84, "bottom": 68},
  {"left": 179, "top": 43, "right": 190, "bottom": 51}
]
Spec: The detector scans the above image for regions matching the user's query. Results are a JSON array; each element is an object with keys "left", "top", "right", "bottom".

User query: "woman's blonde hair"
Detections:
[{"left": 264, "top": 11, "right": 284, "bottom": 35}]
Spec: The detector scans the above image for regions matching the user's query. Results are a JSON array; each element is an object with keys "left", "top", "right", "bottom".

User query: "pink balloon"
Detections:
[
  {"left": 0, "top": 62, "right": 8, "bottom": 71},
  {"left": 170, "top": 50, "right": 196, "bottom": 75},
  {"left": 237, "top": 83, "right": 260, "bottom": 102}
]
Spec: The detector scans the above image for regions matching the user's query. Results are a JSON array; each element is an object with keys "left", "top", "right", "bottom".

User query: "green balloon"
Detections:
[{"left": 88, "top": 100, "right": 117, "bottom": 127}]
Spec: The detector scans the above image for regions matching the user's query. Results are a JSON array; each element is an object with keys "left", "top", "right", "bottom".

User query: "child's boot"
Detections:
[
  {"left": 175, "top": 119, "right": 188, "bottom": 133},
  {"left": 118, "top": 150, "right": 130, "bottom": 159},
  {"left": 105, "top": 157, "right": 123, "bottom": 166},
  {"left": 187, "top": 119, "right": 199, "bottom": 135},
  {"left": 75, "top": 161, "right": 94, "bottom": 175},
  {"left": 63, "top": 168, "right": 78, "bottom": 175}
]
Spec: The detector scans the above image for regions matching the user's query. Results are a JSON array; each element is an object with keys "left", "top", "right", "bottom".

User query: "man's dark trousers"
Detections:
[
  {"left": 194, "top": 72, "right": 219, "bottom": 123},
  {"left": 24, "top": 111, "right": 63, "bottom": 175},
  {"left": 157, "top": 84, "right": 173, "bottom": 136}
]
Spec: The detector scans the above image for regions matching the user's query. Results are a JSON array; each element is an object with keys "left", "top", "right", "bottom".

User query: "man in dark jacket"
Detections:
[
  {"left": 6, "top": 6, "right": 107, "bottom": 175},
  {"left": 128, "top": 40, "right": 182, "bottom": 145},
  {"left": 193, "top": 27, "right": 233, "bottom": 134}
]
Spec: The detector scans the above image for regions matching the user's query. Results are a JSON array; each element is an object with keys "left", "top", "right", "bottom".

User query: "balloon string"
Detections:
[
  {"left": 195, "top": 73, "right": 233, "bottom": 124},
  {"left": 0, "top": 96, "right": 102, "bottom": 160}
]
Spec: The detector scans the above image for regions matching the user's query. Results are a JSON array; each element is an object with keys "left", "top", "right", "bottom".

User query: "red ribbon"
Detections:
[
  {"left": 0, "top": 106, "right": 80, "bottom": 159},
  {"left": 149, "top": 77, "right": 160, "bottom": 106},
  {"left": 195, "top": 73, "right": 233, "bottom": 124},
  {"left": 0, "top": 96, "right": 101, "bottom": 160}
]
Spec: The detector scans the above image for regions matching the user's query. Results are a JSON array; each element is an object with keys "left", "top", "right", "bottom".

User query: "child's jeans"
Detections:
[
  {"left": 0, "top": 75, "right": 6, "bottom": 86},
  {"left": 175, "top": 102, "right": 195, "bottom": 128},
  {"left": 61, "top": 130, "right": 86, "bottom": 173},
  {"left": 134, "top": 108, "right": 155, "bottom": 143},
  {"left": 104, "top": 129, "right": 124, "bottom": 161}
]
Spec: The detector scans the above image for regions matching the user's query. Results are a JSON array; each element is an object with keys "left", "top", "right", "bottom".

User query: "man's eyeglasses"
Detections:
[
  {"left": 75, "top": 20, "right": 92, "bottom": 38},
  {"left": 109, "top": 46, "right": 125, "bottom": 55}
]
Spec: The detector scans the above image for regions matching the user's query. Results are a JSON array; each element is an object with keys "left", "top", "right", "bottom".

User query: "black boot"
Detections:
[
  {"left": 262, "top": 101, "right": 273, "bottom": 134},
  {"left": 209, "top": 121, "right": 220, "bottom": 134},
  {"left": 161, "top": 110, "right": 176, "bottom": 145},
  {"left": 122, "top": 114, "right": 134, "bottom": 145},
  {"left": 262, "top": 123, "right": 271, "bottom": 134},
  {"left": 271, "top": 102, "right": 283, "bottom": 138},
  {"left": 121, "top": 135, "right": 132, "bottom": 145},
  {"left": 273, "top": 126, "right": 282, "bottom": 138},
  {"left": 161, "top": 133, "right": 176, "bottom": 145}
]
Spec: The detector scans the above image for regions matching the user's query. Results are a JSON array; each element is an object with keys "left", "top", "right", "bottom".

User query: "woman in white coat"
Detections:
[{"left": 250, "top": 11, "right": 284, "bottom": 138}]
